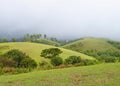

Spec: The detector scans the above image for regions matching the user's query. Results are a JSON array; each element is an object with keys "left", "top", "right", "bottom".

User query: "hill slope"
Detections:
[
  {"left": 63, "top": 37, "right": 119, "bottom": 52},
  {"left": 32, "top": 39, "right": 60, "bottom": 46},
  {"left": 0, "top": 42, "right": 95, "bottom": 63},
  {"left": 0, "top": 63, "right": 120, "bottom": 86}
]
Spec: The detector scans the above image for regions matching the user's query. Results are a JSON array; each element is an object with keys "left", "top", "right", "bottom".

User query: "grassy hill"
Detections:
[
  {"left": 32, "top": 39, "right": 61, "bottom": 46},
  {"left": 0, "top": 63, "right": 120, "bottom": 86},
  {"left": 63, "top": 37, "right": 119, "bottom": 52},
  {"left": 0, "top": 42, "right": 95, "bottom": 63}
]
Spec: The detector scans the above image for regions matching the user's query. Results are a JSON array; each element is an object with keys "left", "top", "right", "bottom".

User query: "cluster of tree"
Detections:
[
  {"left": 108, "top": 40, "right": 120, "bottom": 49},
  {"left": 83, "top": 49, "right": 120, "bottom": 63},
  {"left": 0, "top": 38, "right": 8, "bottom": 43},
  {"left": 0, "top": 49, "right": 37, "bottom": 69},
  {"left": 40, "top": 48, "right": 98, "bottom": 68}
]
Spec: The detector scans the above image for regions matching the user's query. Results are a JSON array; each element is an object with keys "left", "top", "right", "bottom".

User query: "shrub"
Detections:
[
  {"left": 104, "top": 57, "right": 117, "bottom": 63},
  {"left": 0, "top": 57, "right": 17, "bottom": 68},
  {"left": 39, "top": 61, "right": 53, "bottom": 69},
  {"left": 41, "top": 48, "right": 62, "bottom": 58},
  {"left": 20, "top": 57, "right": 37, "bottom": 68},
  {"left": 51, "top": 56, "right": 63, "bottom": 66},
  {"left": 65, "top": 56, "right": 81, "bottom": 65},
  {"left": 82, "top": 59, "right": 98, "bottom": 66},
  {"left": 3, "top": 49, "right": 27, "bottom": 67}
]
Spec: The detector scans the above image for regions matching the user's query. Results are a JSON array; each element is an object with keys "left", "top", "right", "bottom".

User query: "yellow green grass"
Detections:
[
  {"left": 0, "top": 63, "right": 120, "bottom": 86},
  {"left": 0, "top": 42, "right": 95, "bottom": 63}
]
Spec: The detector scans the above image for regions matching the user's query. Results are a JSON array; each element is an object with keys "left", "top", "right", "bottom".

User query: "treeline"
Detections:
[
  {"left": 108, "top": 40, "right": 120, "bottom": 49},
  {"left": 83, "top": 49, "right": 120, "bottom": 63},
  {"left": 0, "top": 34, "right": 68, "bottom": 46}
]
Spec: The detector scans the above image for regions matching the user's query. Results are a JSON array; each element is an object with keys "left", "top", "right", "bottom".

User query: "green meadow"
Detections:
[{"left": 0, "top": 63, "right": 120, "bottom": 86}]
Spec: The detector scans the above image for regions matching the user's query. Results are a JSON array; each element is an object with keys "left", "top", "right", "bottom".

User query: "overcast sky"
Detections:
[{"left": 0, "top": 0, "right": 120, "bottom": 40}]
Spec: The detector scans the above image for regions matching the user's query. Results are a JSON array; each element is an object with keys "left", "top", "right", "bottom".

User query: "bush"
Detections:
[
  {"left": 39, "top": 61, "right": 53, "bottom": 69},
  {"left": 82, "top": 59, "right": 98, "bottom": 66},
  {"left": 0, "top": 67, "right": 32, "bottom": 75},
  {"left": 3, "top": 49, "right": 37, "bottom": 68},
  {"left": 20, "top": 57, "right": 37, "bottom": 68},
  {"left": 104, "top": 57, "right": 117, "bottom": 63},
  {"left": 3, "top": 49, "right": 27, "bottom": 67},
  {"left": 65, "top": 56, "right": 81, "bottom": 65},
  {"left": 0, "top": 57, "right": 17, "bottom": 68},
  {"left": 51, "top": 56, "right": 63, "bottom": 66},
  {"left": 41, "top": 48, "right": 62, "bottom": 58}
]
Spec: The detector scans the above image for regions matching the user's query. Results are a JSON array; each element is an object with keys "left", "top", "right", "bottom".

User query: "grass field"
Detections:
[
  {"left": 0, "top": 42, "right": 95, "bottom": 63},
  {"left": 0, "top": 63, "right": 120, "bottom": 86},
  {"left": 63, "top": 37, "right": 119, "bottom": 52}
]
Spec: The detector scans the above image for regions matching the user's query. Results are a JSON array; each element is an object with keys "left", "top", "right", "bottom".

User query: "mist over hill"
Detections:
[{"left": 0, "top": 0, "right": 120, "bottom": 40}]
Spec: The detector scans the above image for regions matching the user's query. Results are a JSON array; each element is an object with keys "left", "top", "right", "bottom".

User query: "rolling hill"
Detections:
[
  {"left": 0, "top": 42, "right": 95, "bottom": 63},
  {"left": 63, "top": 37, "right": 120, "bottom": 60},
  {"left": 31, "top": 39, "right": 61, "bottom": 46},
  {"left": 63, "top": 37, "right": 120, "bottom": 51},
  {"left": 0, "top": 63, "right": 120, "bottom": 86}
]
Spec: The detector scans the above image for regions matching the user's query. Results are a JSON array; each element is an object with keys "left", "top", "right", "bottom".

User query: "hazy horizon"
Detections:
[{"left": 0, "top": 0, "right": 120, "bottom": 40}]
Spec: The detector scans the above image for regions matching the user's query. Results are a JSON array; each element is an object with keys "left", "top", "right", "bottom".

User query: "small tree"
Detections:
[
  {"left": 4, "top": 49, "right": 26, "bottom": 67},
  {"left": 51, "top": 56, "right": 63, "bottom": 66},
  {"left": 65, "top": 56, "right": 81, "bottom": 65},
  {"left": 41, "top": 48, "right": 62, "bottom": 58},
  {"left": 20, "top": 57, "right": 37, "bottom": 68}
]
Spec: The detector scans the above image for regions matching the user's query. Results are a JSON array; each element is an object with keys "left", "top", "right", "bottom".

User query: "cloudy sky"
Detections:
[{"left": 0, "top": 0, "right": 120, "bottom": 40}]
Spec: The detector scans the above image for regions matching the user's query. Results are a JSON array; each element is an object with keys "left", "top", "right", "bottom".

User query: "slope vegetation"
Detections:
[
  {"left": 0, "top": 42, "right": 95, "bottom": 63},
  {"left": 63, "top": 37, "right": 119, "bottom": 52}
]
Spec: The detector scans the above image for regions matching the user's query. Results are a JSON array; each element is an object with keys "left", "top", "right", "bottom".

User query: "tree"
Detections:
[
  {"left": 4, "top": 49, "right": 28, "bottom": 67},
  {"left": 20, "top": 57, "right": 37, "bottom": 68},
  {"left": 44, "top": 34, "right": 47, "bottom": 39},
  {"left": 65, "top": 56, "right": 81, "bottom": 64},
  {"left": 12, "top": 38, "right": 16, "bottom": 42},
  {"left": 51, "top": 56, "right": 63, "bottom": 66},
  {"left": 41, "top": 48, "right": 62, "bottom": 58}
]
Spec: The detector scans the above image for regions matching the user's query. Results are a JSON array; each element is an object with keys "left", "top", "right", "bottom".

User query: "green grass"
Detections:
[
  {"left": 0, "top": 63, "right": 120, "bottom": 86},
  {"left": 0, "top": 42, "right": 95, "bottom": 63},
  {"left": 63, "top": 37, "right": 120, "bottom": 52},
  {"left": 33, "top": 39, "right": 60, "bottom": 46}
]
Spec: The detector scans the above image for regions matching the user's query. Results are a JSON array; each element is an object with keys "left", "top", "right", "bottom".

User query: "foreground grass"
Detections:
[{"left": 0, "top": 63, "right": 120, "bottom": 86}]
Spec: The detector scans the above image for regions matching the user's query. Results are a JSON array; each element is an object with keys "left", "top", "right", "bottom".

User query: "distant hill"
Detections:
[
  {"left": 0, "top": 42, "right": 95, "bottom": 63},
  {"left": 31, "top": 39, "right": 61, "bottom": 46},
  {"left": 63, "top": 37, "right": 120, "bottom": 60}
]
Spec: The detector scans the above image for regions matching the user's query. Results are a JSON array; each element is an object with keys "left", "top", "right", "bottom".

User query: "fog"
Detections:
[{"left": 0, "top": 0, "right": 120, "bottom": 40}]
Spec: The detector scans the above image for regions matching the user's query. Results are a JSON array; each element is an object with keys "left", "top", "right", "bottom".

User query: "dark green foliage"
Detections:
[
  {"left": 0, "top": 57, "right": 17, "bottom": 68},
  {"left": 103, "top": 57, "right": 117, "bottom": 63},
  {"left": 4, "top": 49, "right": 27, "bottom": 67},
  {"left": 20, "top": 57, "right": 37, "bottom": 68},
  {"left": 41, "top": 48, "right": 62, "bottom": 58},
  {"left": 3, "top": 49, "right": 37, "bottom": 68},
  {"left": 65, "top": 56, "right": 81, "bottom": 65},
  {"left": 82, "top": 59, "right": 98, "bottom": 66},
  {"left": 51, "top": 56, "right": 63, "bottom": 66},
  {"left": 108, "top": 40, "right": 120, "bottom": 49},
  {"left": 11, "top": 38, "right": 16, "bottom": 42},
  {"left": 83, "top": 49, "right": 120, "bottom": 63},
  {"left": 39, "top": 61, "right": 53, "bottom": 69}
]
